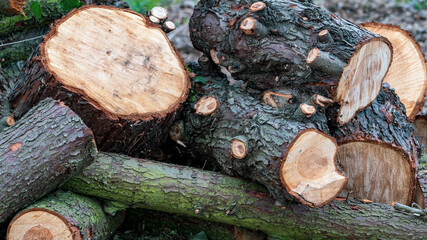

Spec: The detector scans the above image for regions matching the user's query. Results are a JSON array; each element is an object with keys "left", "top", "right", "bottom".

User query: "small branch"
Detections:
[
  {"left": 240, "top": 17, "right": 267, "bottom": 38},
  {"left": 150, "top": 6, "right": 168, "bottom": 19},
  {"left": 163, "top": 21, "right": 176, "bottom": 33},
  {"left": 195, "top": 96, "right": 219, "bottom": 115},
  {"left": 231, "top": 136, "right": 248, "bottom": 159},
  {"left": 306, "top": 48, "right": 346, "bottom": 78},
  {"left": 149, "top": 15, "right": 160, "bottom": 24},
  {"left": 318, "top": 29, "right": 333, "bottom": 44},
  {"left": 313, "top": 94, "right": 334, "bottom": 108},
  {"left": 263, "top": 91, "right": 293, "bottom": 108},
  {"left": 300, "top": 103, "right": 316, "bottom": 118},
  {"left": 198, "top": 55, "right": 213, "bottom": 72},
  {"left": 0, "top": 35, "right": 44, "bottom": 48},
  {"left": 249, "top": 2, "right": 266, "bottom": 12},
  {"left": 393, "top": 202, "right": 426, "bottom": 217}
]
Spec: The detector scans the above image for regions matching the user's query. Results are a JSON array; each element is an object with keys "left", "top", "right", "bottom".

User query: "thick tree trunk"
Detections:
[
  {"left": 9, "top": 5, "right": 190, "bottom": 157},
  {"left": 361, "top": 23, "right": 427, "bottom": 122},
  {"left": 173, "top": 70, "right": 347, "bottom": 207},
  {"left": 328, "top": 85, "right": 423, "bottom": 205},
  {"left": 0, "top": 98, "right": 95, "bottom": 223},
  {"left": 63, "top": 152, "right": 427, "bottom": 239},
  {"left": 7, "top": 191, "right": 124, "bottom": 239},
  {"left": 189, "top": 0, "right": 392, "bottom": 125}
]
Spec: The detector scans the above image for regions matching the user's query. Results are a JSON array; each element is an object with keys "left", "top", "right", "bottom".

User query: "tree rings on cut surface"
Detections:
[
  {"left": 9, "top": 6, "right": 190, "bottom": 157},
  {"left": 281, "top": 130, "right": 347, "bottom": 207},
  {"left": 194, "top": 96, "right": 218, "bottom": 115},
  {"left": 362, "top": 22, "right": 427, "bottom": 121},
  {"left": 150, "top": 6, "right": 168, "bottom": 19},
  {"left": 336, "top": 142, "right": 414, "bottom": 205},
  {"left": 7, "top": 209, "right": 74, "bottom": 240},
  {"left": 249, "top": 2, "right": 266, "bottom": 12},
  {"left": 231, "top": 137, "right": 248, "bottom": 159}
]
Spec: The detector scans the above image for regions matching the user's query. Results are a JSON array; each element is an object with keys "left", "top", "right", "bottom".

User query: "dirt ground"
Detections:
[{"left": 166, "top": 0, "right": 427, "bottom": 63}]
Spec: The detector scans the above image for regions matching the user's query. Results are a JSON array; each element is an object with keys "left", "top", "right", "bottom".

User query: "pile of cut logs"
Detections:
[{"left": 1, "top": 0, "right": 427, "bottom": 239}]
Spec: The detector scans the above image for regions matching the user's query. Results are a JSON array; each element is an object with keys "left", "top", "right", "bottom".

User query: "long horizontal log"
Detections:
[
  {"left": 63, "top": 152, "right": 427, "bottom": 239},
  {"left": 0, "top": 98, "right": 95, "bottom": 223}
]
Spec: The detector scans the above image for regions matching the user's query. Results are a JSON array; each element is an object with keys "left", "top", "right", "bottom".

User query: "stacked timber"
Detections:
[{"left": 1, "top": 0, "right": 427, "bottom": 239}]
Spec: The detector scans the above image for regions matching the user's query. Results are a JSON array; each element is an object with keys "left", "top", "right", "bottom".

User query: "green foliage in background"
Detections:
[
  {"left": 126, "top": 0, "right": 174, "bottom": 13},
  {"left": 397, "top": 0, "right": 427, "bottom": 9}
]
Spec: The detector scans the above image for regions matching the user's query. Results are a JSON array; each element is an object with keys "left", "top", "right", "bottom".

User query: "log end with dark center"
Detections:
[
  {"left": 7, "top": 209, "right": 75, "bottom": 240},
  {"left": 281, "top": 130, "right": 347, "bottom": 207},
  {"left": 195, "top": 96, "right": 218, "bottom": 115}
]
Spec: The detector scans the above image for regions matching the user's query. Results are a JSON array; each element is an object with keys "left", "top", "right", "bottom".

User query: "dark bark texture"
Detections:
[
  {"left": 178, "top": 68, "right": 333, "bottom": 206},
  {"left": 8, "top": 48, "right": 179, "bottom": 157},
  {"left": 328, "top": 85, "right": 423, "bottom": 169},
  {"left": 9, "top": 191, "right": 124, "bottom": 239},
  {"left": 0, "top": 98, "right": 96, "bottom": 223},
  {"left": 189, "top": 0, "right": 389, "bottom": 89},
  {"left": 63, "top": 152, "right": 427, "bottom": 239},
  {"left": 0, "top": 61, "right": 24, "bottom": 118}
]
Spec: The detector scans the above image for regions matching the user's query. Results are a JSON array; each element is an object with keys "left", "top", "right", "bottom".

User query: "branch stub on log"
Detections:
[
  {"left": 249, "top": 2, "right": 266, "bottom": 12},
  {"left": 150, "top": 6, "right": 168, "bottom": 19},
  {"left": 231, "top": 136, "right": 248, "bottom": 159},
  {"left": 194, "top": 96, "right": 218, "bottom": 115}
]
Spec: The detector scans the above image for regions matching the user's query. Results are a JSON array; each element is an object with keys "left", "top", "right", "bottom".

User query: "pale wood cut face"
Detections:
[
  {"left": 194, "top": 96, "right": 218, "bottom": 115},
  {"left": 231, "top": 139, "right": 247, "bottom": 159},
  {"left": 336, "top": 40, "right": 391, "bottom": 124},
  {"left": 364, "top": 25, "right": 427, "bottom": 121},
  {"left": 414, "top": 118, "right": 427, "bottom": 154},
  {"left": 7, "top": 210, "right": 73, "bottom": 240},
  {"left": 337, "top": 142, "right": 413, "bottom": 204},
  {"left": 240, "top": 17, "right": 256, "bottom": 34},
  {"left": 44, "top": 8, "right": 188, "bottom": 118},
  {"left": 281, "top": 131, "right": 347, "bottom": 207}
]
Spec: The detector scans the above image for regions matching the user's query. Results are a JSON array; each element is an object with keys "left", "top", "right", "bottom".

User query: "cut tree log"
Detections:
[
  {"left": 328, "top": 85, "right": 423, "bottom": 205},
  {"left": 362, "top": 22, "right": 427, "bottom": 122},
  {"left": 7, "top": 191, "right": 124, "bottom": 240},
  {"left": 0, "top": 98, "right": 95, "bottom": 223},
  {"left": 172, "top": 70, "right": 347, "bottom": 207},
  {"left": 63, "top": 152, "right": 427, "bottom": 239},
  {"left": 415, "top": 104, "right": 427, "bottom": 154},
  {"left": 0, "top": 0, "right": 26, "bottom": 16},
  {"left": 9, "top": 5, "right": 190, "bottom": 157},
  {"left": 189, "top": 0, "right": 393, "bottom": 125}
]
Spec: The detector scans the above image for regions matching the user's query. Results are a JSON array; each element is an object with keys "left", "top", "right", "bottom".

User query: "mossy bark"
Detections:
[
  {"left": 0, "top": 98, "right": 96, "bottom": 223},
  {"left": 8, "top": 191, "right": 124, "bottom": 239},
  {"left": 63, "top": 152, "right": 427, "bottom": 239},
  {"left": 176, "top": 70, "right": 342, "bottom": 206},
  {"left": 189, "top": 0, "right": 390, "bottom": 89}
]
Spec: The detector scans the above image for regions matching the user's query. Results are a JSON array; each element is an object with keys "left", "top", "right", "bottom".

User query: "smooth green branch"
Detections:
[{"left": 63, "top": 152, "right": 427, "bottom": 239}]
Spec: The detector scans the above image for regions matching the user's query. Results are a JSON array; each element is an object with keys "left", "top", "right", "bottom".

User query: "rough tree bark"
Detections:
[
  {"left": 171, "top": 69, "right": 347, "bottom": 207},
  {"left": 0, "top": 98, "right": 96, "bottom": 223},
  {"left": 9, "top": 5, "right": 190, "bottom": 157},
  {"left": 63, "top": 152, "right": 427, "bottom": 239},
  {"left": 189, "top": 0, "right": 393, "bottom": 125},
  {"left": 328, "top": 85, "right": 423, "bottom": 205},
  {"left": 7, "top": 191, "right": 124, "bottom": 240},
  {"left": 361, "top": 22, "right": 427, "bottom": 122}
]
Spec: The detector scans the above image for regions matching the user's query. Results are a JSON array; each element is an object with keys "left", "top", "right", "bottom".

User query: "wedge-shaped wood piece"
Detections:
[
  {"left": 7, "top": 191, "right": 124, "bottom": 240},
  {"left": 362, "top": 22, "right": 427, "bottom": 121},
  {"left": 329, "top": 86, "right": 423, "bottom": 205},
  {"left": 190, "top": 0, "right": 392, "bottom": 125},
  {"left": 9, "top": 5, "right": 190, "bottom": 157}
]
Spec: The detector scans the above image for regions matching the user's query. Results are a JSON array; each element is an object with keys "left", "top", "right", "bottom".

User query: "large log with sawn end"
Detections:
[
  {"left": 190, "top": 0, "right": 392, "bottom": 125},
  {"left": 9, "top": 5, "right": 190, "bottom": 157},
  {"left": 0, "top": 98, "right": 95, "bottom": 223}
]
